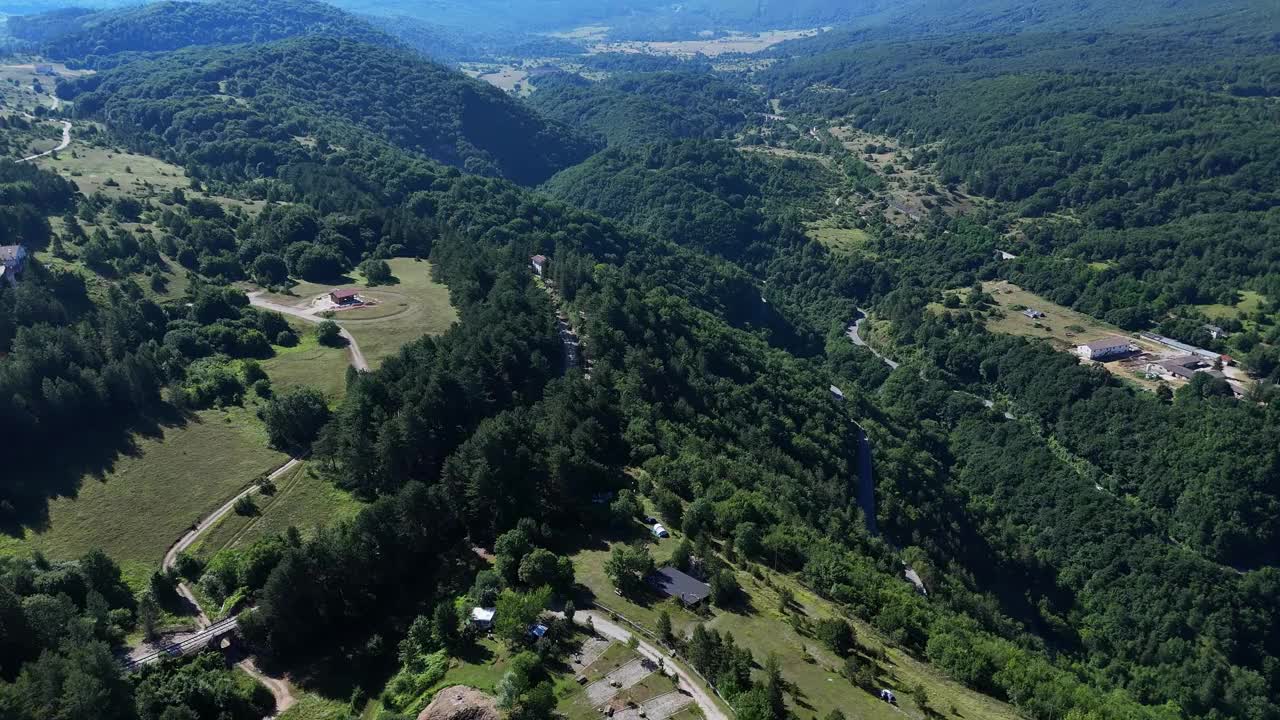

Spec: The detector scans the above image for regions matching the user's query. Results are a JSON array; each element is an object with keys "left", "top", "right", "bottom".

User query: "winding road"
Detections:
[
  {"left": 17, "top": 119, "right": 71, "bottom": 163},
  {"left": 847, "top": 310, "right": 900, "bottom": 370},
  {"left": 247, "top": 291, "right": 369, "bottom": 371}
]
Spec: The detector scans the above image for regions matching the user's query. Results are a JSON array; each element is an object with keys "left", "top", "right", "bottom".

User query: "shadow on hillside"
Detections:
[{"left": 0, "top": 401, "right": 193, "bottom": 538}]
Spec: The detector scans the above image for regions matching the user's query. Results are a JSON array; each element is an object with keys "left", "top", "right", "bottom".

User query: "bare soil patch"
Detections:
[{"left": 418, "top": 686, "right": 500, "bottom": 720}]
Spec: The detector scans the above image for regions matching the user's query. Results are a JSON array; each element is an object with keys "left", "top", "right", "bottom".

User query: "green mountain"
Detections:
[
  {"left": 7, "top": 0, "right": 394, "bottom": 64},
  {"left": 63, "top": 35, "right": 595, "bottom": 184}
]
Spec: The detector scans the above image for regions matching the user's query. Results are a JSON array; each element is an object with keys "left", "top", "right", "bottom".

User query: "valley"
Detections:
[{"left": 0, "top": 2, "right": 1278, "bottom": 720}]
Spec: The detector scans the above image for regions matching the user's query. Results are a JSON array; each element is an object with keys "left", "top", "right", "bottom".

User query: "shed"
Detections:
[
  {"left": 651, "top": 523, "right": 670, "bottom": 539},
  {"left": 530, "top": 255, "right": 549, "bottom": 276},
  {"left": 829, "top": 385, "right": 845, "bottom": 401},
  {"left": 648, "top": 567, "right": 710, "bottom": 607},
  {"left": 1021, "top": 308, "right": 1045, "bottom": 319}
]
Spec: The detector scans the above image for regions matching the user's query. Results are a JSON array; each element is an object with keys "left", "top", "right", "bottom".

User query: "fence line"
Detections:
[{"left": 587, "top": 599, "right": 737, "bottom": 718}]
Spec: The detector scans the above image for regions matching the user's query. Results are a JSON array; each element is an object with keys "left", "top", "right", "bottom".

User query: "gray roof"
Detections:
[
  {"left": 1082, "top": 336, "right": 1131, "bottom": 351},
  {"left": 648, "top": 567, "right": 711, "bottom": 605},
  {"left": 0, "top": 245, "right": 24, "bottom": 263}
]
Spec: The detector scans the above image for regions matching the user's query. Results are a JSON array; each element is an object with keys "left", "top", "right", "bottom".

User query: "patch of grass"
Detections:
[
  {"left": 261, "top": 321, "right": 352, "bottom": 399},
  {"left": 190, "top": 463, "right": 363, "bottom": 562},
  {"left": 431, "top": 637, "right": 513, "bottom": 694},
  {"left": 612, "top": 668, "right": 678, "bottom": 706},
  {"left": 807, "top": 223, "right": 870, "bottom": 255},
  {"left": 571, "top": 530, "right": 704, "bottom": 636},
  {"left": 0, "top": 405, "right": 287, "bottom": 591},
  {"left": 980, "top": 280, "right": 1152, "bottom": 351},
  {"left": 43, "top": 144, "right": 189, "bottom": 199},
  {"left": 1197, "top": 290, "right": 1266, "bottom": 321},
  {"left": 278, "top": 691, "right": 352, "bottom": 720},
  {"left": 580, "top": 642, "right": 637, "bottom": 683}
]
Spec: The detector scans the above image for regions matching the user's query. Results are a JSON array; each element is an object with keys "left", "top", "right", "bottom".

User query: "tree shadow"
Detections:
[{"left": 0, "top": 401, "right": 193, "bottom": 537}]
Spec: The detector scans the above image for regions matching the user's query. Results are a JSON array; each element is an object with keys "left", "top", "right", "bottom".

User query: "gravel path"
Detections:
[
  {"left": 247, "top": 292, "right": 369, "bottom": 371},
  {"left": 16, "top": 119, "right": 71, "bottom": 163}
]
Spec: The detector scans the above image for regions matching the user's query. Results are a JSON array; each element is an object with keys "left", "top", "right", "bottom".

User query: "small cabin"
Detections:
[
  {"left": 329, "top": 288, "right": 360, "bottom": 305},
  {"left": 530, "top": 255, "right": 548, "bottom": 276}
]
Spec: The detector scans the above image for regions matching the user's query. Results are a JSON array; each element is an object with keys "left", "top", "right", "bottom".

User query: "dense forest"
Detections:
[
  {"left": 7, "top": 0, "right": 394, "bottom": 66},
  {"left": 2, "top": 1, "right": 1280, "bottom": 720},
  {"left": 61, "top": 36, "right": 594, "bottom": 184}
]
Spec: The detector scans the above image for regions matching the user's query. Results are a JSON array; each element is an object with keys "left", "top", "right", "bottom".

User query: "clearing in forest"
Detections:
[
  {"left": 569, "top": 521, "right": 1022, "bottom": 720},
  {"left": 0, "top": 405, "right": 286, "bottom": 590},
  {"left": 260, "top": 318, "right": 352, "bottom": 399},
  {"left": 259, "top": 258, "right": 457, "bottom": 368}
]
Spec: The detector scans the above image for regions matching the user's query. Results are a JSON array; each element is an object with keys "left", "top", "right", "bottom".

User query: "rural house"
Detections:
[
  {"left": 1159, "top": 355, "right": 1225, "bottom": 381},
  {"left": 648, "top": 567, "right": 711, "bottom": 607},
  {"left": 470, "top": 607, "right": 495, "bottom": 630},
  {"left": 0, "top": 244, "right": 28, "bottom": 286},
  {"left": 530, "top": 254, "right": 548, "bottom": 276},
  {"left": 329, "top": 288, "right": 361, "bottom": 305},
  {"left": 1077, "top": 336, "right": 1134, "bottom": 361}
]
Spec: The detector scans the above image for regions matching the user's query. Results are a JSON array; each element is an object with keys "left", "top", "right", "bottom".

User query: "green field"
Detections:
[
  {"left": 979, "top": 280, "right": 1157, "bottom": 352},
  {"left": 807, "top": 222, "right": 870, "bottom": 254},
  {"left": 189, "top": 463, "right": 364, "bottom": 562},
  {"left": 261, "top": 320, "right": 352, "bottom": 399},
  {"left": 259, "top": 258, "right": 458, "bottom": 368},
  {"left": 1196, "top": 290, "right": 1267, "bottom": 322},
  {"left": 340, "top": 259, "right": 458, "bottom": 366},
  {"left": 570, "top": 540, "right": 1023, "bottom": 720},
  {"left": 0, "top": 406, "right": 287, "bottom": 590}
]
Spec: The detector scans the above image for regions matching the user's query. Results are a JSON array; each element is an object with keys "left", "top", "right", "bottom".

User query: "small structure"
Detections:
[
  {"left": 530, "top": 254, "right": 549, "bottom": 276},
  {"left": 829, "top": 385, "right": 845, "bottom": 402},
  {"left": 879, "top": 689, "right": 897, "bottom": 704},
  {"left": 648, "top": 567, "right": 711, "bottom": 607},
  {"left": 1021, "top": 308, "right": 1046, "bottom": 319},
  {"left": 651, "top": 524, "right": 670, "bottom": 539},
  {"left": 1203, "top": 324, "right": 1229, "bottom": 340},
  {"left": 994, "top": 249, "right": 1018, "bottom": 261},
  {"left": 329, "top": 288, "right": 361, "bottom": 305},
  {"left": 1159, "top": 355, "right": 1225, "bottom": 381},
  {"left": 0, "top": 245, "right": 28, "bottom": 286},
  {"left": 470, "top": 607, "right": 496, "bottom": 630},
  {"left": 34, "top": 63, "right": 56, "bottom": 76},
  {"left": 529, "top": 623, "right": 548, "bottom": 639},
  {"left": 1138, "top": 332, "right": 1221, "bottom": 362},
  {"left": 1077, "top": 336, "right": 1134, "bottom": 361}
]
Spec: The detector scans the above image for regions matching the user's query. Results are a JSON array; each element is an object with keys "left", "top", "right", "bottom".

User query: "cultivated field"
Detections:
[
  {"left": 0, "top": 406, "right": 287, "bottom": 590},
  {"left": 589, "top": 28, "right": 824, "bottom": 57}
]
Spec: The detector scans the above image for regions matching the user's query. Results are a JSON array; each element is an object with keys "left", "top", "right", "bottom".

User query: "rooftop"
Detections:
[
  {"left": 0, "top": 245, "right": 25, "bottom": 263},
  {"left": 1081, "top": 336, "right": 1131, "bottom": 351},
  {"left": 648, "top": 566, "right": 711, "bottom": 605},
  {"left": 330, "top": 288, "right": 360, "bottom": 299}
]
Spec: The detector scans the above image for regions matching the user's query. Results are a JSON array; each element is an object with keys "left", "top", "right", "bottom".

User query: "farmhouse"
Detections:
[
  {"left": 648, "top": 567, "right": 711, "bottom": 607},
  {"left": 1077, "top": 336, "right": 1133, "bottom": 361},
  {"left": 329, "top": 288, "right": 361, "bottom": 305},
  {"left": 1203, "top": 324, "right": 1229, "bottom": 340},
  {"left": 0, "top": 244, "right": 28, "bottom": 286},
  {"left": 530, "top": 254, "right": 548, "bottom": 276},
  {"left": 1159, "top": 355, "right": 1225, "bottom": 381}
]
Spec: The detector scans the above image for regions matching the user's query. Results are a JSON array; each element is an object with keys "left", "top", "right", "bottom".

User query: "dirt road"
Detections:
[
  {"left": 238, "top": 658, "right": 296, "bottom": 717},
  {"left": 16, "top": 119, "right": 71, "bottom": 163},
  {"left": 162, "top": 458, "right": 302, "bottom": 627},
  {"left": 247, "top": 292, "right": 369, "bottom": 371}
]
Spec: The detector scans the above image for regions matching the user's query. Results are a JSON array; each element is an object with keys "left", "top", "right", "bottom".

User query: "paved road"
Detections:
[
  {"left": 16, "top": 119, "right": 71, "bottom": 163},
  {"left": 572, "top": 610, "right": 730, "bottom": 720},
  {"left": 855, "top": 426, "right": 878, "bottom": 537},
  {"left": 847, "top": 310, "right": 900, "bottom": 370},
  {"left": 247, "top": 292, "right": 369, "bottom": 371}
]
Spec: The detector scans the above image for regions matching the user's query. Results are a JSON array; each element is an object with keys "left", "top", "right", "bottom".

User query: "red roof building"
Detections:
[{"left": 329, "top": 288, "right": 360, "bottom": 304}]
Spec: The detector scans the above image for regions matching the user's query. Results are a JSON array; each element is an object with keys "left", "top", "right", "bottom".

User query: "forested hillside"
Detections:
[
  {"left": 8, "top": 0, "right": 394, "bottom": 66},
  {"left": 530, "top": 73, "right": 762, "bottom": 147},
  {"left": 61, "top": 36, "right": 594, "bottom": 184},
  {"left": 3, "top": 2, "right": 1280, "bottom": 720}
]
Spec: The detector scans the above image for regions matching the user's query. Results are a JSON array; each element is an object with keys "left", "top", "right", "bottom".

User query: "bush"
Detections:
[
  {"left": 815, "top": 618, "right": 857, "bottom": 657},
  {"left": 275, "top": 329, "right": 299, "bottom": 347},
  {"left": 360, "top": 258, "right": 393, "bottom": 285},
  {"left": 233, "top": 494, "right": 258, "bottom": 517},
  {"left": 316, "top": 320, "right": 345, "bottom": 347},
  {"left": 262, "top": 385, "right": 330, "bottom": 452}
]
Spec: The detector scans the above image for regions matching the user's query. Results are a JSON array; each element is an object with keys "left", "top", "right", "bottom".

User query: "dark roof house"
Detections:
[
  {"left": 329, "top": 288, "right": 360, "bottom": 304},
  {"left": 648, "top": 567, "right": 711, "bottom": 607},
  {"left": 1160, "top": 355, "right": 1224, "bottom": 381}
]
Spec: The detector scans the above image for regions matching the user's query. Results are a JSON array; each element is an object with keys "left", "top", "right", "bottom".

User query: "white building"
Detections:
[
  {"left": 1077, "top": 336, "right": 1134, "bottom": 361},
  {"left": 470, "top": 606, "right": 496, "bottom": 629},
  {"left": 651, "top": 524, "right": 670, "bottom": 539}
]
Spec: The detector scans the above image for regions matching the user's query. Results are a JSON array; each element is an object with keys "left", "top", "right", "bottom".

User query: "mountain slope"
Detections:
[
  {"left": 63, "top": 36, "right": 595, "bottom": 184},
  {"left": 8, "top": 0, "right": 395, "bottom": 64}
]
